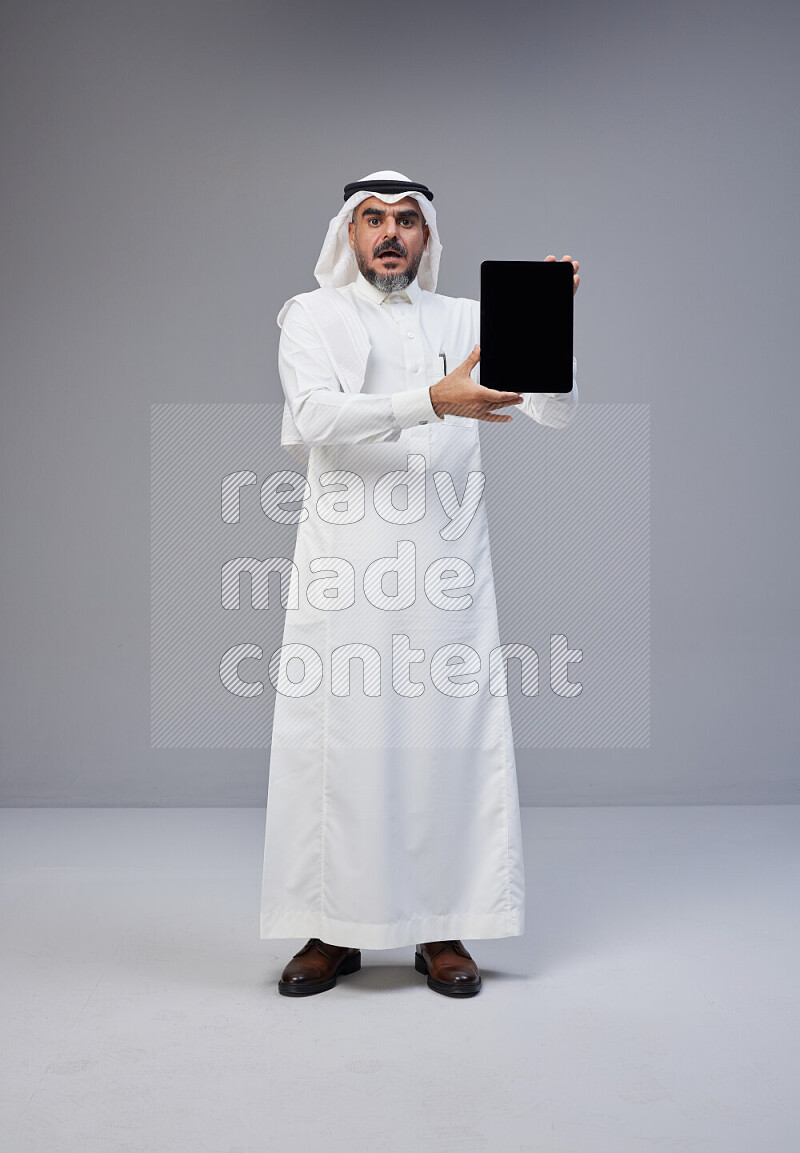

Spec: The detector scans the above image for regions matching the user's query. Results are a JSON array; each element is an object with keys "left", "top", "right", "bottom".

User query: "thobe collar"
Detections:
[{"left": 353, "top": 270, "right": 421, "bottom": 307}]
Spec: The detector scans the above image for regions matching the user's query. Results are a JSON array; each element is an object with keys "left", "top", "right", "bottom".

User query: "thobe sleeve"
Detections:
[
  {"left": 279, "top": 303, "right": 442, "bottom": 447},
  {"left": 515, "top": 356, "right": 580, "bottom": 429}
]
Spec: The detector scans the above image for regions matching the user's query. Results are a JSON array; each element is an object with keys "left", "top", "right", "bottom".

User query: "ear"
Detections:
[
  {"left": 423, "top": 222, "right": 429, "bottom": 250},
  {"left": 348, "top": 219, "right": 356, "bottom": 251}
]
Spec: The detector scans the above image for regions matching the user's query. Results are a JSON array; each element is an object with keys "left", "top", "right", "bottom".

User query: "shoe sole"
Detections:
[
  {"left": 278, "top": 950, "right": 362, "bottom": 997},
  {"left": 414, "top": 950, "right": 482, "bottom": 997}
]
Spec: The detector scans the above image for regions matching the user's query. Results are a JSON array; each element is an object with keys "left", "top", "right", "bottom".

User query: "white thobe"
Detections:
[{"left": 260, "top": 271, "right": 578, "bottom": 949}]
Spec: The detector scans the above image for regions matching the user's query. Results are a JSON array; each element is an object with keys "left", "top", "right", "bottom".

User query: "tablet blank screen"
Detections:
[{"left": 480, "top": 260, "right": 574, "bottom": 394}]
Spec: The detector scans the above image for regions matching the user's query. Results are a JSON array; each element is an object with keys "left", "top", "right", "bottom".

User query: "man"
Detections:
[{"left": 261, "top": 170, "right": 580, "bottom": 997}]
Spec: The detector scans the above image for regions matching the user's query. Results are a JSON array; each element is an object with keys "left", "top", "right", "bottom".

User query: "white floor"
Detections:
[{"left": 1, "top": 805, "right": 798, "bottom": 1153}]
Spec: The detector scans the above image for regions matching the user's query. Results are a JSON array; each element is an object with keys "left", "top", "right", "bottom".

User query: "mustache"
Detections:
[{"left": 374, "top": 240, "right": 407, "bottom": 257}]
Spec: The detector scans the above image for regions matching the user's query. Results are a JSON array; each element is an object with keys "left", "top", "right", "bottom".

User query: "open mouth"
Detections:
[{"left": 378, "top": 250, "right": 404, "bottom": 261}]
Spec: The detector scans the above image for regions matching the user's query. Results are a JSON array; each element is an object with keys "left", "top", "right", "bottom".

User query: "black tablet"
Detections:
[{"left": 480, "top": 260, "right": 574, "bottom": 393}]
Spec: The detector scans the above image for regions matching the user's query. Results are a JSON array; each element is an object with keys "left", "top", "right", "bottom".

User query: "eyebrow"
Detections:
[{"left": 360, "top": 206, "right": 421, "bottom": 220}]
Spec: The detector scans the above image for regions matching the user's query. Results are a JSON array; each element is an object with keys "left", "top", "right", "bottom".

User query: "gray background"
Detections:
[{"left": 1, "top": 0, "right": 797, "bottom": 804}]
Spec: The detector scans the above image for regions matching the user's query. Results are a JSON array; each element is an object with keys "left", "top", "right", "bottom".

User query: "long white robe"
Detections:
[{"left": 260, "top": 271, "right": 578, "bottom": 949}]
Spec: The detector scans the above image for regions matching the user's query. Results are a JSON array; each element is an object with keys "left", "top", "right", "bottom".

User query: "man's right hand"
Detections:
[{"left": 429, "top": 346, "right": 523, "bottom": 422}]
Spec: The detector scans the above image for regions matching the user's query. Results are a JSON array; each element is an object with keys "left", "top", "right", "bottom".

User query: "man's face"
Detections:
[{"left": 348, "top": 195, "right": 429, "bottom": 293}]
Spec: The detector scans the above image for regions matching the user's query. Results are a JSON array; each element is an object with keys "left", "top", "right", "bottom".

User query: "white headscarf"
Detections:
[{"left": 313, "top": 169, "right": 442, "bottom": 292}]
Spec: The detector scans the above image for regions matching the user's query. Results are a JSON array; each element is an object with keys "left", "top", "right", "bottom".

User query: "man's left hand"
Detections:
[{"left": 545, "top": 253, "right": 580, "bottom": 295}]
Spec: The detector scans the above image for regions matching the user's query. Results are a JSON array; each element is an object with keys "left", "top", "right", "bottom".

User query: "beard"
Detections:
[
  {"left": 354, "top": 239, "right": 425, "bottom": 293},
  {"left": 368, "top": 267, "right": 413, "bottom": 293}
]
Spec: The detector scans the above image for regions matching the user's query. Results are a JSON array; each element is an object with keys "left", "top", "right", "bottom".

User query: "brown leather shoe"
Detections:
[
  {"left": 278, "top": 938, "right": 361, "bottom": 997},
  {"left": 414, "top": 940, "right": 482, "bottom": 997}
]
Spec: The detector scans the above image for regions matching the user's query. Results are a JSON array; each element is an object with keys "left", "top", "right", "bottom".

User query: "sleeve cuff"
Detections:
[{"left": 391, "top": 385, "right": 446, "bottom": 428}]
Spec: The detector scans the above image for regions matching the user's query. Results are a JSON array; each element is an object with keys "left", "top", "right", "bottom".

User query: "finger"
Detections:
[
  {"left": 460, "top": 344, "right": 481, "bottom": 371},
  {"left": 561, "top": 254, "right": 572, "bottom": 263},
  {"left": 489, "top": 396, "right": 524, "bottom": 407},
  {"left": 544, "top": 254, "right": 556, "bottom": 261},
  {"left": 480, "top": 386, "right": 522, "bottom": 400},
  {"left": 478, "top": 411, "right": 514, "bottom": 422}
]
